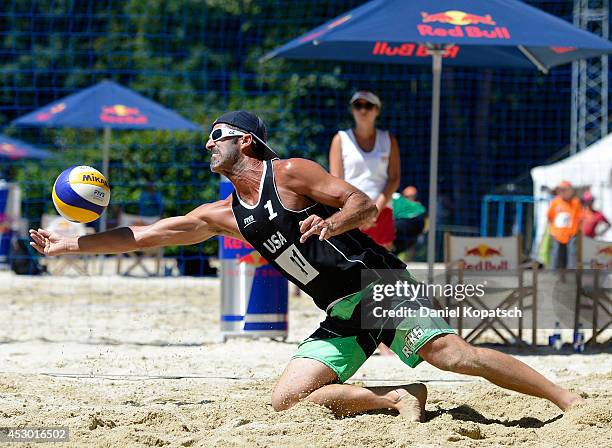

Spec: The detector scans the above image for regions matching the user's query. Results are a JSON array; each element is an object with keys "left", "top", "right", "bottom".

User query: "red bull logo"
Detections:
[
  {"left": 421, "top": 10, "right": 496, "bottom": 26},
  {"left": 100, "top": 104, "right": 148, "bottom": 124},
  {"left": 418, "top": 10, "right": 510, "bottom": 40},
  {"left": 372, "top": 42, "right": 459, "bottom": 59},
  {"left": 597, "top": 245, "right": 612, "bottom": 257},
  {"left": 35, "top": 102, "right": 66, "bottom": 122},
  {"left": 0, "top": 143, "right": 26, "bottom": 159},
  {"left": 238, "top": 250, "right": 269, "bottom": 268},
  {"left": 464, "top": 244, "right": 507, "bottom": 270},
  {"left": 593, "top": 245, "right": 612, "bottom": 268},
  {"left": 465, "top": 244, "right": 503, "bottom": 258}
]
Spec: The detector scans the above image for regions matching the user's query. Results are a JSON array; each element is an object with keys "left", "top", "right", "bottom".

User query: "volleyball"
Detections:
[{"left": 51, "top": 165, "right": 111, "bottom": 223}]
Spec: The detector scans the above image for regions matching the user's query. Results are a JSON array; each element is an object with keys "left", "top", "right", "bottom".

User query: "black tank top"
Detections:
[{"left": 231, "top": 159, "right": 406, "bottom": 311}]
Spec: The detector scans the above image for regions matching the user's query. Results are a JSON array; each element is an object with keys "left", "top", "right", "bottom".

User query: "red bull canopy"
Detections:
[
  {"left": 262, "top": 0, "right": 612, "bottom": 70},
  {"left": 12, "top": 80, "right": 201, "bottom": 131},
  {"left": 263, "top": 0, "right": 612, "bottom": 281},
  {"left": 0, "top": 134, "right": 53, "bottom": 160}
]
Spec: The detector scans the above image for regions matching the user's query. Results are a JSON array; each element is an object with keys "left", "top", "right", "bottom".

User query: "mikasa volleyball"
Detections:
[{"left": 52, "top": 165, "right": 111, "bottom": 223}]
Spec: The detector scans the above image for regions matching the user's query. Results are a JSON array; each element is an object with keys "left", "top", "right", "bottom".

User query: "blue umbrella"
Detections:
[
  {"left": 263, "top": 0, "right": 612, "bottom": 279},
  {"left": 13, "top": 80, "right": 201, "bottom": 131},
  {"left": 0, "top": 135, "right": 52, "bottom": 261},
  {"left": 13, "top": 80, "right": 201, "bottom": 231},
  {"left": 0, "top": 134, "right": 53, "bottom": 160}
]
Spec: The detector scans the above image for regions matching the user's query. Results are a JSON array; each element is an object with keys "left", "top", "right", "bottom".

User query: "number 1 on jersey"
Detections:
[{"left": 264, "top": 200, "right": 278, "bottom": 221}]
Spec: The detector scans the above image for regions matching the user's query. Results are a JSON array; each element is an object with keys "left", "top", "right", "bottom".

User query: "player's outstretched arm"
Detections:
[
  {"left": 29, "top": 197, "right": 240, "bottom": 256},
  {"left": 280, "top": 158, "right": 377, "bottom": 242}
]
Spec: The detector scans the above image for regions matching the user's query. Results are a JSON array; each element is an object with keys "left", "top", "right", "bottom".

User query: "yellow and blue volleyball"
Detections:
[{"left": 52, "top": 165, "right": 111, "bottom": 223}]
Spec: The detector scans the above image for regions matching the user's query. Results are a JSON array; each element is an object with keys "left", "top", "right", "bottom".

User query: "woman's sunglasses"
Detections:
[{"left": 352, "top": 101, "right": 375, "bottom": 111}]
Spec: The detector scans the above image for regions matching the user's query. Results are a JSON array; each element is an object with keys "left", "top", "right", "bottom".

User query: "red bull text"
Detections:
[
  {"left": 372, "top": 42, "right": 459, "bottom": 59},
  {"left": 418, "top": 10, "right": 510, "bottom": 40}
]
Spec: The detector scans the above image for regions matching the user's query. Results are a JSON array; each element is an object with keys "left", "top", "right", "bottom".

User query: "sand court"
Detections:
[{"left": 0, "top": 272, "right": 610, "bottom": 447}]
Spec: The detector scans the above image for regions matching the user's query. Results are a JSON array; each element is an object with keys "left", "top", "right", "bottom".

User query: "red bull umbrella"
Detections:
[
  {"left": 262, "top": 0, "right": 612, "bottom": 280},
  {"left": 0, "top": 134, "right": 53, "bottom": 160},
  {"left": 12, "top": 80, "right": 201, "bottom": 131},
  {"left": 12, "top": 80, "right": 201, "bottom": 232}
]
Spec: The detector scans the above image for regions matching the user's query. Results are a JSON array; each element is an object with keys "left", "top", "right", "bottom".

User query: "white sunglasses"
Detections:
[{"left": 209, "top": 127, "right": 247, "bottom": 142}]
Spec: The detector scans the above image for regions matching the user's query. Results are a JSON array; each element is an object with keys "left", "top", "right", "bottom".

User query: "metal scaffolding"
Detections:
[{"left": 571, "top": 0, "right": 610, "bottom": 154}]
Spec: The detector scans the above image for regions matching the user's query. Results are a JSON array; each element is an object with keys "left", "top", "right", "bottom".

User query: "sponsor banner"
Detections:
[
  {"left": 582, "top": 237, "right": 612, "bottom": 269},
  {"left": 448, "top": 236, "right": 518, "bottom": 271}
]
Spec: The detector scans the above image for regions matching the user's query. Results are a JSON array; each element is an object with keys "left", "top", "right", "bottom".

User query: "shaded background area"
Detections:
[{"left": 0, "top": 0, "right": 585, "bottom": 266}]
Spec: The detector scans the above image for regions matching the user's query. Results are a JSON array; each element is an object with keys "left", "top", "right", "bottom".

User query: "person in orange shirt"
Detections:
[{"left": 547, "top": 181, "right": 582, "bottom": 270}]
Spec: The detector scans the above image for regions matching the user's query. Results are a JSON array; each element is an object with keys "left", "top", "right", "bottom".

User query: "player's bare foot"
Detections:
[
  {"left": 562, "top": 393, "right": 587, "bottom": 411},
  {"left": 392, "top": 383, "right": 427, "bottom": 422}
]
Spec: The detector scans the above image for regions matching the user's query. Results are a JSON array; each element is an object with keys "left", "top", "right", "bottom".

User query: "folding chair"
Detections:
[
  {"left": 41, "top": 214, "right": 93, "bottom": 275},
  {"left": 115, "top": 213, "right": 162, "bottom": 276},
  {"left": 444, "top": 233, "right": 538, "bottom": 346},
  {"left": 575, "top": 235, "right": 612, "bottom": 344}
]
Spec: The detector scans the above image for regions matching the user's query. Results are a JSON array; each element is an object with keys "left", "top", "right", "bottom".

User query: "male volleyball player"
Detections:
[{"left": 30, "top": 111, "right": 584, "bottom": 421}]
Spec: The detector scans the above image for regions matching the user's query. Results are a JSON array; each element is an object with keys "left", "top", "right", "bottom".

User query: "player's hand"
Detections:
[
  {"left": 299, "top": 215, "right": 333, "bottom": 243},
  {"left": 360, "top": 195, "right": 384, "bottom": 231},
  {"left": 360, "top": 213, "right": 378, "bottom": 231},
  {"left": 359, "top": 218, "right": 377, "bottom": 231},
  {"left": 29, "top": 228, "right": 72, "bottom": 256},
  {"left": 374, "top": 195, "right": 387, "bottom": 215}
]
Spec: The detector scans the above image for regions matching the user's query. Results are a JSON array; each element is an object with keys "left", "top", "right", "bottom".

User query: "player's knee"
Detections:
[
  {"left": 419, "top": 334, "right": 479, "bottom": 373},
  {"left": 271, "top": 387, "right": 300, "bottom": 412}
]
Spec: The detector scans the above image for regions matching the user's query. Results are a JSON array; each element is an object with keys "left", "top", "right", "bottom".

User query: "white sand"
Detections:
[{"left": 0, "top": 272, "right": 610, "bottom": 447}]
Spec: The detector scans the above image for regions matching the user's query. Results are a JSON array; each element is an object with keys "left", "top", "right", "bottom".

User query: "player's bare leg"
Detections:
[
  {"left": 376, "top": 342, "right": 394, "bottom": 356},
  {"left": 418, "top": 334, "right": 585, "bottom": 411},
  {"left": 272, "top": 358, "right": 427, "bottom": 421},
  {"left": 306, "top": 382, "right": 427, "bottom": 421}
]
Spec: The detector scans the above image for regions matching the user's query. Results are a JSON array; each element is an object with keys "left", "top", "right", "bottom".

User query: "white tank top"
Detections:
[{"left": 338, "top": 128, "right": 391, "bottom": 201}]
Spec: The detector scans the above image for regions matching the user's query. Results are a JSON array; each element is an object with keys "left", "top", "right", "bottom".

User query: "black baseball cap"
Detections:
[{"left": 212, "top": 110, "right": 279, "bottom": 160}]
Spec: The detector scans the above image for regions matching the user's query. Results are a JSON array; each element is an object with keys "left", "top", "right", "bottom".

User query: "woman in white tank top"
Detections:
[{"left": 328, "top": 90, "right": 400, "bottom": 249}]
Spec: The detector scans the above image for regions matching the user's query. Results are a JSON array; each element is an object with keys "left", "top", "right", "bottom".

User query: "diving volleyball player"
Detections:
[{"left": 30, "top": 111, "right": 584, "bottom": 421}]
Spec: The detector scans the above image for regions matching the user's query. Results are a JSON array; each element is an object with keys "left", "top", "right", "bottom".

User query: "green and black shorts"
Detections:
[{"left": 292, "top": 272, "right": 455, "bottom": 383}]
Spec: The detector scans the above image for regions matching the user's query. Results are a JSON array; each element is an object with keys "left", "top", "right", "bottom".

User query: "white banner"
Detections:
[
  {"left": 448, "top": 236, "right": 518, "bottom": 271},
  {"left": 582, "top": 237, "right": 612, "bottom": 269}
]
